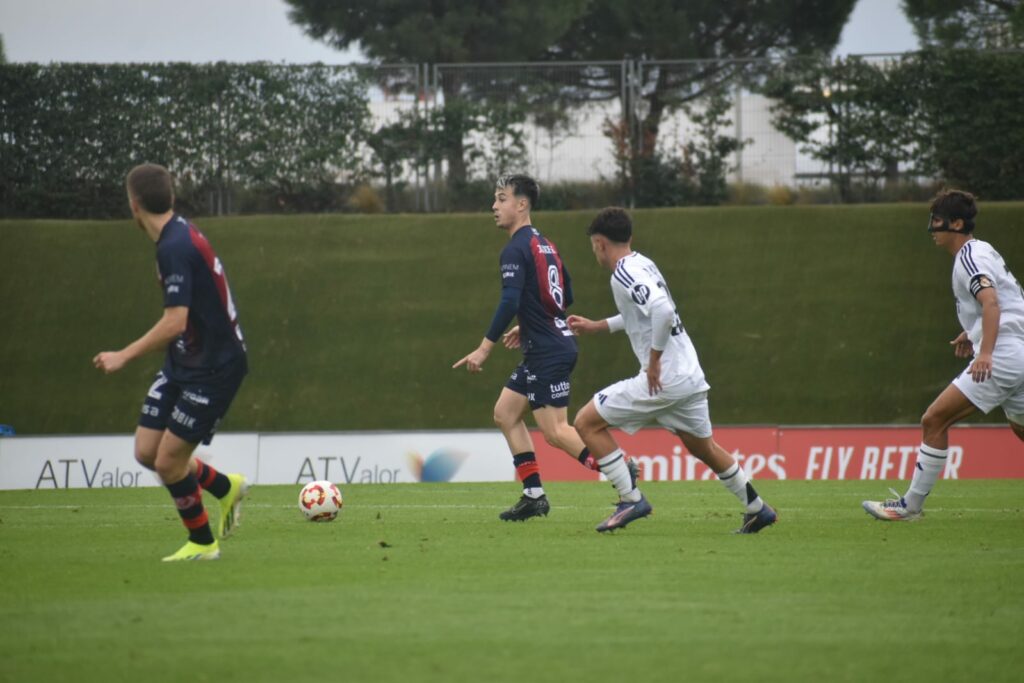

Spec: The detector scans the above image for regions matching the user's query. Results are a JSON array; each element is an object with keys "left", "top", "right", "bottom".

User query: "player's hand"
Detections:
[
  {"left": 93, "top": 351, "right": 126, "bottom": 374},
  {"left": 950, "top": 331, "right": 973, "bottom": 358},
  {"left": 969, "top": 352, "right": 993, "bottom": 383},
  {"left": 502, "top": 326, "right": 521, "bottom": 350},
  {"left": 646, "top": 356, "right": 663, "bottom": 396},
  {"left": 452, "top": 347, "right": 489, "bottom": 373},
  {"left": 567, "top": 315, "right": 597, "bottom": 335}
]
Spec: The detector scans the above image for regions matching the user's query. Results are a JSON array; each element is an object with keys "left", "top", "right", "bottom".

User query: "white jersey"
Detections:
[
  {"left": 952, "top": 239, "right": 1024, "bottom": 350},
  {"left": 609, "top": 252, "right": 709, "bottom": 390}
]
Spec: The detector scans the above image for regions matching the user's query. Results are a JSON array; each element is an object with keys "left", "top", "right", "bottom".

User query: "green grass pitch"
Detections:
[{"left": 1, "top": 480, "right": 1022, "bottom": 683}]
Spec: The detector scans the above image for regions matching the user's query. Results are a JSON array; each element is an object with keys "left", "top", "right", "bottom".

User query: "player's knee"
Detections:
[
  {"left": 153, "top": 453, "right": 188, "bottom": 484},
  {"left": 134, "top": 447, "right": 156, "bottom": 471},
  {"left": 493, "top": 409, "right": 512, "bottom": 430},
  {"left": 1010, "top": 421, "right": 1024, "bottom": 443},
  {"left": 920, "top": 407, "right": 944, "bottom": 435},
  {"left": 573, "top": 408, "right": 596, "bottom": 437}
]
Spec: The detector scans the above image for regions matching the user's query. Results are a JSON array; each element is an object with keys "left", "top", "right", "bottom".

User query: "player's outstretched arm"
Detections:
[
  {"left": 453, "top": 338, "right": 495, "bottom": 374},
  {"left": 93, "top": 306, "right": 188, "bottom": 374},
  {"left": 567, "top": 315, "right": 609, "bottom": 335}
]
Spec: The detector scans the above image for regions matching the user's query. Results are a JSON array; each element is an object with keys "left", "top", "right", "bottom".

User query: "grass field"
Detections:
[{"left": 1, "top": 480, "right": 1022, "bottom": 683}]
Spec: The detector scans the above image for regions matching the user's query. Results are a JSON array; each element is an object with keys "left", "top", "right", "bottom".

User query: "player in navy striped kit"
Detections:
[
  {"left": 93, "top": 164, "right": 249, "bottom": 560},
  {"left": 454, "top": 175, "right": 635, "bottom": 521}
]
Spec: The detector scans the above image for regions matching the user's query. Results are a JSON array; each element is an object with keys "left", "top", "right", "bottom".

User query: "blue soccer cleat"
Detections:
[
  {"left": 735, "top": 503, "right": 778, "bottom": 534},
  {"left": 596, "top": 494, "right": 653, "bottom": 532}
]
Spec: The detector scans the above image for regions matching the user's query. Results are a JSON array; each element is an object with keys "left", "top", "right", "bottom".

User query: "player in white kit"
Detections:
[
  {"left": 568, "top": 207, "right": 778, "bottom": 533},
  {"left": 864, "top": 190, "right": 1024, "bottom": 521}
]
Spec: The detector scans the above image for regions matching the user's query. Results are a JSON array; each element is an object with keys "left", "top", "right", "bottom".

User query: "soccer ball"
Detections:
[{"left": 298, "top": 480, "right": 343, "bottom": 522}]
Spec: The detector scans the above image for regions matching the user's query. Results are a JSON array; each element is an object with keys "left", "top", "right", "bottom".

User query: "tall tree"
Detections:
[
  {"left": 549, "top": 0, "right": 856, "bottom": 158},
  {"left": 903, "top": 0, "right": 1024, "bottom": 48},
  {"left": 285, "top": 0, "right": 589, "bottom": 189},
  {"left": 0, "top": 35, "right": 7, "bottom": 65}
]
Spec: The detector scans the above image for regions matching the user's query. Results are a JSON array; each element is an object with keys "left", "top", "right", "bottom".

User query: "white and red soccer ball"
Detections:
[{"left": 298, "top": 480, "right": 343, "bottom": 522}]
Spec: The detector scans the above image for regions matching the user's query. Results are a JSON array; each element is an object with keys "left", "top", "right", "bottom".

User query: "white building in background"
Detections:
[{"left": 505, "top": 91, "right": 802, "bottom": 187}]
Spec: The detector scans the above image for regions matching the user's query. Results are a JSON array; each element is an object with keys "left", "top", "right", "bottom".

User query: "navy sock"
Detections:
[
  {"left": 165, "top": 473, "right": 214, "bottom": 545},
  {"left": 512, "top": 452, "right": 542, "bottom": 491},
  {"left": 195, "top": 459, "right": 231, "bottom": 499}
]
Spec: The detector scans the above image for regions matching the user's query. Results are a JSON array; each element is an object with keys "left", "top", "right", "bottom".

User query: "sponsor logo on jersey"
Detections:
[
  {"left": 164, "top": 274, "right": 185, "bottom": 285},
  {"left": 535, "top": 244, "right": 556, "bottom": 255},
  {"left": 182, "top": 390, "right": 210, "bottom": 406},
  {"left": 631, "top": 284, "right": 651, "bottom": 305},
  {"left": 171, "top": 407, "right": 197, "bottom": 430}
]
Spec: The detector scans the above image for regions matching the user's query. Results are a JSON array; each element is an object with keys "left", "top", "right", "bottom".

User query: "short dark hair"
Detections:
[
  {"left": 496, "top": 174, "right": 539, "bottom": 210},
  {"left": 587, "top": 207, "right": 632, "bottom": 243},
  {"left": 127, "top": 163, "right": 174, "bottom": 214},
  {"left": 930, "top": 189, "right": 977, "bottom": 232}
]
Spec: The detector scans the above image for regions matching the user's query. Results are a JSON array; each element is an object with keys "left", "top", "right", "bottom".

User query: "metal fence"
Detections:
[{"left": 378, "top": 55, "right": 918, "bottom": 207}]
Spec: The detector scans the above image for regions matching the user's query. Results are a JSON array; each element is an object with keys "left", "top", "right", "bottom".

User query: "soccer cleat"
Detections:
[
  {"left": 161, "top": 540, "right": 220, "bottom": 562},
  {"left": 499, "top": 494, "right": 550, "bottom": 522},
  {"left": 218, "top": 473, "right": 250, "bottom": 539},
  {"left": 862, "top": 489, "right": 922, "bottom": 522},
  {"left": 735, "top": 503, "right": 778, "bottom": 534},
  {"left": 596, "top": 494, "right": 653, "bottom": 532}
]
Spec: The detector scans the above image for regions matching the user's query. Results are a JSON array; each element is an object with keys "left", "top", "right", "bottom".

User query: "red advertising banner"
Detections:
[{"left": 531, "top": 426, "right": 1024, "bottom": 481}]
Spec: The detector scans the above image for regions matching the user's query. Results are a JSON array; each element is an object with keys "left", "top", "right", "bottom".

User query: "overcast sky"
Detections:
[{"left": 0, "top": 0, "right": 918, "bottom": 63}]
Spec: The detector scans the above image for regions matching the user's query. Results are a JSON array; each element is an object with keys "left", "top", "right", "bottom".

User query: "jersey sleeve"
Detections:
[
  {"left": 156, "top": 242, "right": 193, "bottom": 308},
  {"left": 499, "top": 243, "right": 526, "bottom": 290},
  {"left": 613, "top": 263, "right": 666, "bottom": 317},
  {"left": 958, "top": 245, "right": 997, "bottom": 299}
]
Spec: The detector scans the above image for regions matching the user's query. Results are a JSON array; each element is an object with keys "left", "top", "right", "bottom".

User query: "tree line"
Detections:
[{"left": 2, "top": 48, "right": 1022, "bottom": 219}]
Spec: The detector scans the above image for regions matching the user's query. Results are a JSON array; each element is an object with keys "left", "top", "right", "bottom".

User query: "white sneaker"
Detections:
[{"left": 862, "top": 488, "right": 922, "bottom": 522}]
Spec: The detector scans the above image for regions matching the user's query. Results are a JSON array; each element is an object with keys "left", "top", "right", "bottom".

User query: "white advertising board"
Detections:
[{"left": 0, "top": 431, "right": 514, "bottom": 490}]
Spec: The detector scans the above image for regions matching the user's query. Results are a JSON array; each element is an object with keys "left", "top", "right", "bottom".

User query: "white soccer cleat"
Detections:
[{"left": 862, "top": 488, "right": 922, "bottom": 522}]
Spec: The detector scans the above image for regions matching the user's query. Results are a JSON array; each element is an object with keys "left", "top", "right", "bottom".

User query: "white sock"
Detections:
[
  {"left": 904, "top": 444, "right": 947, "bottom": 512},
  {"left": 523, "top": 487, "right": 545, "bottom": 499},
  {"left": 598, "top": 450, "right": 641, "bottom": 503},
  {"left": 718, "top": 462, "right": 764, "bottom": 514}
]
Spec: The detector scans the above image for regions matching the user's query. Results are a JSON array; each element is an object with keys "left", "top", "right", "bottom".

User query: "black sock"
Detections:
[
  {"left": 195, "top": 459, "right": 231, "bottom": 498},
  {"left": 165, "top": 473, "right": 214, "bottom": 545},
  {"left": 512, "top": 452, "right": 542, "bottom": 491},
  {"left": 577, "top": 447, "right": 590, "bottom": 465}
]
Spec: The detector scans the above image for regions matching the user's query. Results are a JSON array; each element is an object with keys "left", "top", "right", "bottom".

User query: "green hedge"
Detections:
[
  {"left": 2, "top": 204, "right": 1022, "bottom": 434},
  {"left": 0, "top": 63, "right": 371, "bottom": 218}
]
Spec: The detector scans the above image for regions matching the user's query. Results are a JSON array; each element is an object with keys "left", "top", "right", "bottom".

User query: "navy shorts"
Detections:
[
  {"left": 138, "top": 364, "right": 246, "bottom": 445},
  {"left": 505, "top": 354, "right": 577, "bottom": 410}
]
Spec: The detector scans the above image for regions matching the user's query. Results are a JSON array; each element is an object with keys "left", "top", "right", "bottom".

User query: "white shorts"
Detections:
[
  {"left": 952, "top": 338, "right": 1024, "bottom": 423},
  {"left": 593, "top": 373, "right": 713, "bottom": 438}
]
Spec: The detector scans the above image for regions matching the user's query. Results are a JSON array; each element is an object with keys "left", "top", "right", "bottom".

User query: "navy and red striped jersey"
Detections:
[
  {"left": 499, "top": 225, "right": 577, "bottom": 359},
  {"left": 155, "top": 215, "right": 247, "bottom": 381}
]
